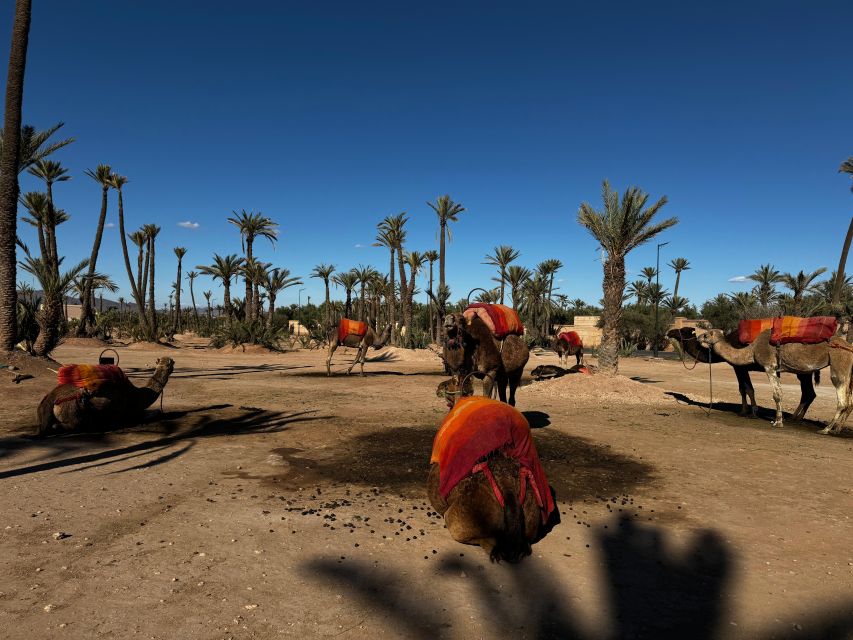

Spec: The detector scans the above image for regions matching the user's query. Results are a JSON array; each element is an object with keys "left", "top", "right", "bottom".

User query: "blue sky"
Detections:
[{"left": 4, "top": 1, "right": 852, "bottom": 309}]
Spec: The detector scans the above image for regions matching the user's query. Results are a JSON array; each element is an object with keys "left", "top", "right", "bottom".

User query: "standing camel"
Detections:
[
  {"left": 552, "top": 331, "right": 584, "bottom": 366},
  {"left": 326, "top": 319, "right": 391, "bottom": 376},
  {"left": 696, "top": 328, "right": 853, "bottom": 434},
  {"left": 443, "top": 313, "right": 529, "bottom": 406}
]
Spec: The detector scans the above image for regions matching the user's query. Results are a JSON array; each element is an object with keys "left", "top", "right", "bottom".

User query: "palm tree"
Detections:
[
  {"left": 351, "top": 264, "right": 377, "bottom": 322},
  {"left": 110, "top": 173, "right": 150, "bottom": 338},
  {"left": 197, "top": 254, "right": 244, "bottom": 321},
  {"left": 668, "top": 257, "right": 690, "bottom": 303},
  {"left": 427, "top": 195, "right": 465, "bottom": 320},
  {"left": 77, "top": 164, "right": 113, "bottom": 335},
  {"left": 19, "top": 190, "right": 49, "bottom": 261},
  {"left": 373, "top": 225, "right": 397, "bottom": 342},
  {"left": 333, "top": 271, "right": 359, "bottom": 318},
  {"left": 27, "top": 159, "right": 69, "bottom": 271},
  {"left": 780, "top": 267, "right": 827, "bottom": 315},
  {"left": 577, "top": 180, "right": 677, "bottom": 374},
  {"left": 227, "top": 210, "right": 277, "bottom": 321},
  {"left": 424, "top": 249, "right": 439, "bottom": 339},
  {"left": 729, "top": 291, "right": 757, "bottom": 312},
  {"left": 378, "top": 213, "right": 409, "bottom": 335},
  {"left": 537, "top": 258, "right": 563, "bottom": 335},
  {"left": 748, "top": 263, "right": 783, "bottom": 310},
  {"left": 186, "top": 270, "right": 199, "bottom": 329},
  {"left": 128, "top": 228, "right": 148, "bottom": 316},
  {"left": 0, "top": 122, "right": 73, "bottom": 175},
  {"left": 832, "top": 158, "right": 853, "bottom": 316},
  {"left": 404, "top": 252, "right": 427, "bottom": 340},
  {"left": 640, "top": 266, "right": 658, "bottom": 288},
  {"left": 520, "top": 272, "right": 550, "bottom": 336},
  {"left": 0, "top": 0, "right": 32, "bottom": 350},
  {"left": 310, "top": 263, "right": 336, "bottom": 330},
  {"left": 483, "top": 245, "right": 520, "bottom": 305},
  {"left": 627, "top": 280, "right": 648, "bottom": 306},
  {"left": 242, "top": 258, "right": 271, "bottom": 322},
  {"left": 506, "top": 265, "right": 533, "bottom": 310},
  {"left": 264, "top": 268, "right": 302, "bottom": 328},
  {"left": 143, "top": 224, "right": 161, "bottom": 336},
  {"left": 172, "top": 247, "right": 187, "bottom": 333},
  {"left": 203, "top": 290, "right": 213, "bottom": 323}
]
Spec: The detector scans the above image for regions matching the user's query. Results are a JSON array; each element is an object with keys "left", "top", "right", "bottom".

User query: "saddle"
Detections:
[{"left": 463, "top": 303, "right": 524, "bottom": 339}]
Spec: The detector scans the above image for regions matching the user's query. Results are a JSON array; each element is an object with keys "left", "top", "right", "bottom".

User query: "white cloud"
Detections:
[
  {"left": 104, "top": 222, "right": 115, "bottom": 228},
  {"left": 728, "top": 275, "right": 748, "bottom": 282},
  {"left": 354, "top": 243, "right": 367, "bottom": 248},
  {"left": 178, "top": 221, "right": 200, "bottom": 229}
]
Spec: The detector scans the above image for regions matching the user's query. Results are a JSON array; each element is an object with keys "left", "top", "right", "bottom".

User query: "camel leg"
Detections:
[
  {"left": 346, "top": 340, "right": 366, "bottom": 375},
  {"left": 326, "top": 342, "right": 338, "bottom": 376},
  {"left": 820, "top": 362, "right": 851, "bottom": 435},
  {"left": 507, "top": 368, "right": 523, "bottom": 407},
  {"left": 792, "top": 373, "right": 816, "bottom": 422},
  {"left": 766, "top": 367, "right": 784, "bottom": 427},
  {"left": 495, "top": 371, "right": 508, "bottom": 403},
  {"left": 576, "top": 349, "right": 582, "bottom": 367},
  {"left": 734, "top": 367, "right": 757, "bottom": 417}
]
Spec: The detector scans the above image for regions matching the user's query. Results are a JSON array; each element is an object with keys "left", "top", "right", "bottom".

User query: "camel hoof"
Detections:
[
  {"left": 770, "top": 420, "right": 784, "bottom": 428},
  {"left": 818, "top": 427, "right": 833, "bottom": 435}
]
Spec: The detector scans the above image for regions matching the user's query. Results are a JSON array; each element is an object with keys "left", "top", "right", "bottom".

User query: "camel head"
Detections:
[
  {"left": 155, "top": 357, "right": 175, "bottom": 376},
  {"left": 695, "top": 328, "right": 725, "bottom": 349},
  {"left": 443, "top": 313, "right": 467, "bottom": 349},
  {"left": 436, "top": 375, "right": 474, "bottom": 409}
]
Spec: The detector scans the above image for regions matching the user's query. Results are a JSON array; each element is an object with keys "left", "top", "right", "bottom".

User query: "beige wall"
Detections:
[{"left": 554, "top": 315, "right": 602, "bottom": 348}]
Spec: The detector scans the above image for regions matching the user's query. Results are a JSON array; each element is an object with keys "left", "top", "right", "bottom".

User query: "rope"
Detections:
[
  {"left": 706, "top": 345, "right": 714, "bottom": 415},
  {"left": 675, "top": 332, "right": 703, "bottom": 371}
]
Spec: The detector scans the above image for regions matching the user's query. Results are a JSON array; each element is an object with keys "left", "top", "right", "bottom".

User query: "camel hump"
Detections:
[
  {"left": 57, "top": 364, "right": 130, "bottom": 392},
  {"left": 337, "top": 318, "right": 368, "bottom": 343},
  {"left": 558, "top": 331, "right": 582, "bottom": 346},
  {"left": 464, "top": 303, "right": 524, "bottom": 339}
]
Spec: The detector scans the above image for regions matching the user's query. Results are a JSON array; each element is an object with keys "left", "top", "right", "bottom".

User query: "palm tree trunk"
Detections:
[
  {"left": 78, "top": 184, "right": 110, "bottom": 335},
  {"left": 428, "top": 262, "right": 434, "bottom": 341},
  {"left": 147, "top": 235, "right": 157, "bottom": 337},
  {"left": 0, "top": 0, "right": 31, "bottom": 351},
  {"left": 396, "top": 248, "right": 408, "bottom": 338},
  {"left": 174, "top": 257, "right": 182, "bottom": 333},
  {"left": 345, "top": 288, "right": 352, "bottom": 317},
  {"left": 833, "top": 216, "right": 853, "bottom": 316},
  {"left": 32, "top": 293, "right": 61, "bottom": 356},
  {"left": 324, "top": 279, "right": 331, "bottom": 330},
  {"left": 599, "top": 255, "right": 626, "bottom": 375},
  {"left": 45, "top": 181, "right": 58, "bottom": 271},
  {"left": 189, "top": 282, "right": 198, "bottom": 330},
  {"left": 388, "top": 248, "right": 396, "bottom": 345},
  {"left": 117, "top": 191, "right": 150, "bottom": 338},
  {"left": 245, "top": 239, "right": 254, "bottom": 321},
  {"left": 267, "top": 293, "right": 275, "bottom": 329},
  {"left": 499, "top": 267, "right": 506, "bottom": 305}
]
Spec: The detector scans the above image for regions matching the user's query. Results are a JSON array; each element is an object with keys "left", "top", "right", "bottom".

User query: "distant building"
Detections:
[
  {"left": 553, "top": 315, "right": 602, "bottom": 347},
  {"left": 288, "top": 320, "right": 310, "bottom": 336}
]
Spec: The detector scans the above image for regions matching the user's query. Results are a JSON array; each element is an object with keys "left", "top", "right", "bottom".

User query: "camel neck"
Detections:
[{"left": 711, "top": 337, "right": 754, "bottom": 367}]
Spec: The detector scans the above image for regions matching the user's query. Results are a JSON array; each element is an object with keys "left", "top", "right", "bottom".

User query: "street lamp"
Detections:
[
  {"left": 298, "top": 287, "right": 306, "bottom": 309},
  {"left": 653, "top": 241, "right": 669, "bottom": 358}
]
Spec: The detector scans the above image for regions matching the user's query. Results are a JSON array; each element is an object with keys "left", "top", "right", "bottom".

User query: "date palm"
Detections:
[
  {"left": 203, "top": 290, "right": 213, "bottom": 322},
  {"left": 264, "top": 268, "right": 302, "bottom": 328},
  {"left": 404, "top": 251, "right": 427, "bottom": 339},
  {"left": 374, "top": 223, "right": 398, "bottom": 344},
  {"left": 227, "top": 209, "right": 277, "bottom": 321},
  {"left": 197, "top": 254, "right": 243, "bottom": 321},
  {"left": 424, "top": 249, "right": 439, "bottom": 339},
  {"left": 427, "top": 194, "right": 465, "bottom": 316},
  {"left": 640, "top": 266, "right": 658, "bottom": 288},
  {"left": 578, "top": 180, "right": 677, "bottom": 374},
  {"left": 506, "top": 265, "right": 532, "bottom": 310},
  {"left": 832, "top": 158, "right": 853, "bottom": 316},
  {"left": 748, "top": 263, "right": 783, "bottom": 310},
  {"left": 110, "top": 173, "right": 150, "bottom": 338},
  {"left": 333, "top": 271, "right": 359, "bottom": 318},
  {"left": 77, "top": 164, "right": 113, "bottom": 335},
  {"left": 627, "top": 280, "right": 648, "bottom": 306},
  {"left": 351, "top": 264, "right": 377, "bottom": 322},
  {"left": 186, "top": 270, "right": 199, "bottom": 329},
  {"left": 668, "top": 257, "right": 690, "bottom": 302},
  {"left": 172, "top": 247, "right": 187, "bottom": 333},
  {"left": 143, "top": 224, "right": 161, "bottom": 335},
  {"left": 780, "top": 267, "right": 827, "bottom": 315},
  {"left": 0, "top": 0, "right": 32, "bottom": 350},
  {"left": 128, "top": 229, "right": 147, "bottom": 311},
  {"left": 243, "top": 258, "right": 271, "bottom": 321},
  {"left": 27, "top": 159, "right": 69, "bottom": 271},
  {"left": 483, "top": 245, "right": 520, "bottom": 305},
  {"left": 19, "top": 190, "right": 49, "bottom": 259},
  {"left": 378, "top": 213, "right": 409, "bottom": 335},
  {"left": 537, "top": 258, "right": 563, "bottom": 336},
  {"left": 0, "top": 122, "right": 74, "bottom": 176},
  {"left": 310, "top": 263, "right": 336, "bottom": 330}
]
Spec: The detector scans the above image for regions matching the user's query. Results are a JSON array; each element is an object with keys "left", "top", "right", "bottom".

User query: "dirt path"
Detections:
[{"left": 1, "top": 342, "right": 851, "bottom": 639}]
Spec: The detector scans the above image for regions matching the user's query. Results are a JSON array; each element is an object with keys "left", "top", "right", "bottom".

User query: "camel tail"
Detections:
[
  {"left": 490, "top": 482, "right": 532, "bottom": 564},
  {"left": 814, "top": 370, "right": 821, "bottom": 386}
]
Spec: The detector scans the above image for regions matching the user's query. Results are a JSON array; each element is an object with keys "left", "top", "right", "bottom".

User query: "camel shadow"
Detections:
[
  {"left": 522, "top": 410, "right": 551, "bottom": 429},
  {"left": 305, "top": 516, "right": 853, "bottom": 639},
  {"left": 0, "top": 405, "right": 331, "bottom": 479},
  {"left": 630, "top": 376, "right": 663, "bottom": 384},
  {"left": 123, "top": 363, "right": 311, "bottom": 381}
]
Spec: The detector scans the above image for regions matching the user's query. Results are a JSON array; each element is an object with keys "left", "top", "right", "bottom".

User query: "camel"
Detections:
[
  {"left": 38, "top": 357, "right": 175, "bottom": 435},
  {"left": 443, "top": 313, "right": 529, "bottom": 406},
  {"left": 427, "top": 398, "right": 560, "bottom": 562},
  {"left": 552, "top": 331, "right": 584, "bottom": 367},
  {"left": 696, "top": 328, "right": 853, "bottom": 434},
  {"left": 325, "top": 321, "right": 391, "bottom": 376},
  {"left": 667, "top": 327, "right": 819, "bottom": 420}
]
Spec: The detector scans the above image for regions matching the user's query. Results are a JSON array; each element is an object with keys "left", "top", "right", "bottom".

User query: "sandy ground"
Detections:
[{"left": 0, "top": 339, "right": 852, "bottom": 639}]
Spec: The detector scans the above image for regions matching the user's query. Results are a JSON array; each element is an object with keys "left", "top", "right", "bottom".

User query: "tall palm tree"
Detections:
[
  {"left": 748, "top": 263, "right": 783, "bottom": 309},
  {"left": 374, "top": 221, "right": 399, "bottom": 343},
  {"left": 668, "top": 257, "right": 690, "bottom": 303},
  {"left": 333, "top": 271, "right": 359, "bottom": 318},
  {"left": 227, "top": 210, "right": 277, "bottom": 321},
  {"left": 128, "top": 229, "right": 147, "bottom": 312},
  {"left": 19, "top": 190, "right": 49, "bottom": 261},
  {"left": 0, "top": 122, "right": 73, "bottom": 175},
  {"left": 203, "top": 290, "right": 213, "bottom": 322},
  {"left": 264, "top": 268, "right": 302, "bottom": 328},
  {"left": 351, "top": 264, "right": 377, "bottom": 322},
  {"left": 577, "top": 180, "right": 677, "bottom": 374},
  {"left": 728, "top": 291, "right": 757, "bottom": 312},
  {"left": 143, "top": 224, "right": 161, "bottom": 336},
  {"left": 780, "top": 267, "right": 827, "bottom": 315},
  {"left": 537, "top": 258, "right": 563, "bottom": 335},
  {"left": 427, "top": 194, "right": 465, "bottom": 319},
  {"left": 832, "top": 157, "right": 853, "bottom": 316},
  {"left": 247, "top": 258, "right": 272, "bottom": 322},
  {"left": 77, "top": 164, "right": 113, "bottom": 335},
  {"left": 110, "top": 173, "right": 149, "bottom": 338},
  {"left": 520, "top": 273, "right": 550, "bottom": 335},
  {"left": 0, "top": 0, "right": 32, "bottom": 351},
  {"left": 483, "top": 245, "right": 520, "bottom": 305},
  {"left": 627, "top": 280, "right": 648, "bottom": 306},
  {"left": 172, "top": 247, "right": 187, "bottom": 333},
  {"left": 506, "top": 265, "right": 532, "bottom": 310},
  {"left": 186, "top": 270, "right": 199, "bottom": 329},
  {"left": 310, "top": 263, "right": 336, "bottom": 330},
  {"left": 640, "top": 266, "right": 658, "bottom": 288},
  {"left": 197, "top": 254, "right": 243, "bottom": 321},
  {"left": 27, "top": 159, "right": 69, "bottom": 271},
  {"left": 424, "top": 249, "right": 439, "bottom": 339},
  {"left": 404, "top": 251, "right": 427, "bottom": 340}
]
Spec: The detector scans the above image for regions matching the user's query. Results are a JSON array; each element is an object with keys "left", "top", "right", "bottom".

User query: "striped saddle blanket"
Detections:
[
  {"left": 337, "top": 318, "right": 368, "bottom": 344},
  {"left": 738, "top": 316, "right": 838, "bottom": 346},
  {"left": 558, "top": 331, "right": 582, "bottom": 347},
  {"left": 737, "top": 319, "right": 774, "bottom": 345},
  {"left": 463, "top": 303, "right": 524, "bottom": 339},
  {"left": 57, "top": 364, "right": 129, "bottom": 393}
]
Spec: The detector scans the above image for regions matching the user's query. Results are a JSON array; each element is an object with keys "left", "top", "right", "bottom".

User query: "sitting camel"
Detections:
[
  {"left": 696, "top": 328, "right": 853, "bottom": 434},
  {"left": 667, "top": 327, "right": 819, "bottom": 420},
  {"left": 38, "top": 357, "right": 175, "bottom": 435},
  {"left": 326, "top": 319, "right": 391, "bottom": 376},
  {"left": 443, "top": 313, "right": 529, "bottom": 406},
  {"left": 427, "top": 396, "right": 559, "bottom": 562},
  {"left": 552, "top": 331, "right": 584, "bottom": 367}
]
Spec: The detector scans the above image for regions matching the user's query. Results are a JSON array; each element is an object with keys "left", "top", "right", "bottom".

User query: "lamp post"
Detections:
[
  {"left": 298, "top": 287, "right": 305, "bottom": 309},
  {"left": 653, "top": 241, "right": 669, "bottom": 358}
]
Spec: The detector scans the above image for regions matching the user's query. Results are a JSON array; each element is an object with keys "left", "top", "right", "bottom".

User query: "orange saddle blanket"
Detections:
[
  {"left": 431, "top": 397, "right": 555, "bottom": 523},
  {"left": 337, "top": 318, "right": 368, "bottom": 344},
  {"left": 558, "top": 331, "right": 582, "bottom": 347},
  {"left": 737, "top": 319, "right": 774, "bottom": 345},
  {"left": 463, "top": 303, "right": 524, "bottom": 339},
  {"left": 770, "top": 315, "right": 837, "bottom": 346},
  {"left": 57, "top": 364, "right": 129, "bottom": 392}
]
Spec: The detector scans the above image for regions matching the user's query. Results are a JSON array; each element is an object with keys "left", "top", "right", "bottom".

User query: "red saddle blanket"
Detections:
[
  {"left": 463, "top": 303, "right": 524, "bottom": 339},
  {"left": 57, "top": 364, "right": 129, "bottom": 392},
  {"left": 770, "top": 316, "right": 837, "bottom": 346},
  {"left": 558, "top": 331, "right": 582, "bottom": 347},
  {"left": 337, "top": 318, "right": 368, "bottom": 344},
  {"left": 430, "top": 397, "right": 555, "bottom": 523},
  {"left": 738, "top": 319, "right": 774, "bottom": 345}
]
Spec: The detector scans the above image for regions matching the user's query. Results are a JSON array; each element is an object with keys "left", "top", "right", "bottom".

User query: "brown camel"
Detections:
[
  {"left": 325, "top": 322, "right": 391, "bottom": 376},
  {"left": 443, "top": 313, "right": 529, "bottom": 406},
  {"left": 552, "top": 332, "right": 584, "bottom": 367},
  {"left": 696, "top": 328, "right": 853, "bottom": 434},
  {"left": 667, "top": 327, "right": 819, "bottom": 420},
  {"left": 38, "top": 357, "right": 175, "bottom": 435}
]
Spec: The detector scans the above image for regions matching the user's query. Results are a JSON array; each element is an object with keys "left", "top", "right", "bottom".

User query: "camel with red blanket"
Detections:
[
  {"left": 443, "top": 304, "right": 529, "bottom": 406},
  {"left": 325, "top": 319, "right": 391, "bottom": 376},
  {"left": 37, "top": 357, "right": 175, "bottom": 435},
  {"left": 427, "top": 397, "right": 559, "bottom": 562},
  {"left": 697, "top": 316, "right": 853, "bottom": 433},
  {"left": 552, "top": 331, "right": 584, "bottom": 366}
]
